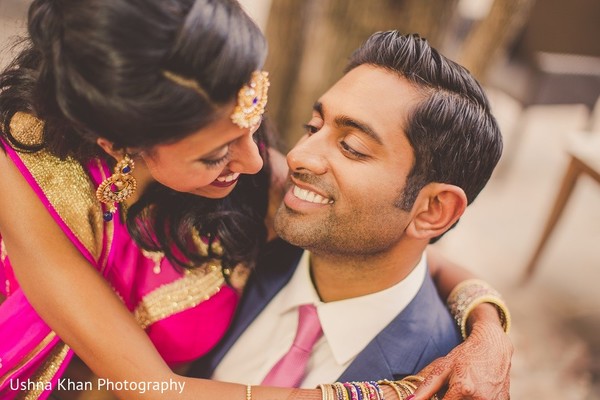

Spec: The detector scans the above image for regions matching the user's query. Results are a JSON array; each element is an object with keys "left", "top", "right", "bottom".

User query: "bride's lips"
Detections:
[{"left": 211, "top": 172, "right": 240, "bottom": 187}]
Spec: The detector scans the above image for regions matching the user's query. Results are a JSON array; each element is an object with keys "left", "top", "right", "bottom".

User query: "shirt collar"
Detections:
[
  {"left": 276, "top": 251, "right": 321, "bottom": 315},
  {"left": 277, "top": 251, "right": 428, "bottom": 366}
]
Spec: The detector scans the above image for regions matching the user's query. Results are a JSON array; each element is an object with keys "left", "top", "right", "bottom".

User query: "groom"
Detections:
[{"left": 192, "top": 31, "right": 504, "bottom": 396}]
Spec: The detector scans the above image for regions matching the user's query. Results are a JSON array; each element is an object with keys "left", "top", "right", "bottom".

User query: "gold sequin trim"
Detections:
[
  {"left": 7, "top": 113, "right": 44, "bottom": 146},
  {"left": 223, "top": 263, "right": 251, "bottom": 294},
  {"left": 141, "top": 249, "right": 164, "bottom": 275},
  {"left": 0, "top": 238, "right": 7, "bottom": 295},
  {"left": 0, "top": 332, "right": 56, "bottom": 388},
  {"left": 95, "top": 159, "right": 115, "bottom": 275},
  {"left": 190, "top": 229, "right": 223, "bottom": 257},
  {"left": 134, "top": 262, "right": 225, "bottom": 329},
  {"left": 0, "top": 239, "right": 6, "bottom": 263},
  {"left": 17, "top": 342, "right": 70, "bottom": 400},
  {"left": 9, "top": 113, "right": 104, "bottom": 261}
]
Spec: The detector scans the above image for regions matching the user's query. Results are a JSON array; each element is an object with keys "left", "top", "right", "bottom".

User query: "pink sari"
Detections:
[{"left": 0, "top": 113, "right": 243, "bottom": 399}]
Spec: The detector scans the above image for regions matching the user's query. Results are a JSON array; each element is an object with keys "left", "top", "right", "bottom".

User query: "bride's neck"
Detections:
[{"left": 126, "top": 154, "right": 154, "bottom": 207}]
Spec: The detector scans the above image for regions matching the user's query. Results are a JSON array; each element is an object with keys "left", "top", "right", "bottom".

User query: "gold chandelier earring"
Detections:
[{"left": 96, "top": 154, "right": 137, "bottom": 222}]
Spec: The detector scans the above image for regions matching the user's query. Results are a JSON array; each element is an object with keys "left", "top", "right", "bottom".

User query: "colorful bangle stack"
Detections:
[
  {"left": 317, "top": 376, "right": 436, "bottom": 400},
  {"left": 319, "top": 381, "right": 383, "bottom": 400},
  {"left": 446, "top": 278, "right": 511, "bottom": 340}
]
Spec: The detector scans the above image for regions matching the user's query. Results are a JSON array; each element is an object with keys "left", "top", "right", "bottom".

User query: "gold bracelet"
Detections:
[
  {"left": 394, "top": 380, "right": 414, "bottom": 397},
  {"left": 398, "top": 376, "right": 440, "bottom": 400},
  {"left": 397, "top": 379, "right": 417, "bottom": 393},
  {"left": 447, "top": 278, "right": 511, "bottom": 339},
  {"left": 378, "top": 379, "right": 407, "bottom": 399},
  {"left": 317, "top": 383, "right": 336, "bottom": 400},
  {"left": 246, "top": 384, "right": 252, "bottom": 400},
  {"left": 402, "top": 375, "right": 424, "bottom": 384},
  {"left": 402, "top": 374, "right": 424, "bottom": 393},
  {"left": 333, "top": 382, "right": 350, "bottom": 400},
  {"left": 354, "top": 382, "right": 371, "bottom": 400}
]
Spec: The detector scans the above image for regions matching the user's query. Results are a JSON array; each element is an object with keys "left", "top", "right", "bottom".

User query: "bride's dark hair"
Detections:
[{"left": 0, "top": 0, "right": 271, "bottom": 271}]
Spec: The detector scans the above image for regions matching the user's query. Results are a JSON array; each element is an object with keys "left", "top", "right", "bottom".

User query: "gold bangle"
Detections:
[
  {"left": 354, "top": 382, "right": 371, "bottom": 400},
  {"left": 447, "top": 279, "right": 511, "bottom": 339},
  {"left": 377, "top": 379, "right": 407, "bottom": 399},
  {"left": 394, "top": 380, "right": 415, "bottom": 397},
  {"left": 333, "top": 382, "right": 350, "bottom": 400},
  {"left": 402, "top": 375, "right": 424, "bottom": 384},
  {"left": 317, "top": 383, "right": 336, "bottom": 400},
  {"left": 398, "top": 376, "right": 440, "bottom": 400},
  {"left": 396, "top": 379, "right": 417, "bottom": 392},
  {"left": 246, "top": 384, "right": 252, "bottom": 400}
]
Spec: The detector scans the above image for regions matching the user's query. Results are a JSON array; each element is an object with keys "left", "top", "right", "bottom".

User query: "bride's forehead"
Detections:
[{"left": 151, "top": 117, "right": 243, "bottom": 157}]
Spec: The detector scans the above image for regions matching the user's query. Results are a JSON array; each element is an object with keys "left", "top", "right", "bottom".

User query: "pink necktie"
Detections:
[{"left": 261, "top": 304, "right": 323, "bottom": 387}]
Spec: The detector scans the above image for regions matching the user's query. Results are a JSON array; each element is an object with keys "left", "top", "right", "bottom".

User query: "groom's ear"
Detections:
[{"left": 405, "top": 183, "right": 467, "bottom": 240}]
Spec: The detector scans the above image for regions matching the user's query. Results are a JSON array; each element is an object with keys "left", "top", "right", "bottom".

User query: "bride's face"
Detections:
[{"left": 140, "top": 107, "right": 263, "bottom": 199}]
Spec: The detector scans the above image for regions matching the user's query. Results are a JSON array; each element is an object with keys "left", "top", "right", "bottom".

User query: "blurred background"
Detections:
[{"left": 2, "top": 0, "right": 600, "bottom": 398}]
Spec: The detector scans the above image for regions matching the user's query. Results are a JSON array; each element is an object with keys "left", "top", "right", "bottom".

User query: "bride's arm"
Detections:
[
  {"left": 0, "top": 151, "right": 320, "bottom": 400},
  {"left": 412, "top": 247, "right": 513, "bottom": 400},
  {"left": 427, "top": 247, "right": 476, "bottom": 300}
]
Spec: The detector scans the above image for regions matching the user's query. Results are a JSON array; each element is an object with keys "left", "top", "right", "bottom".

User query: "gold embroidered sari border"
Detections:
[
  {"left": 134, "top": 262, "right": 225, "bottom": 329},
  {"left": 18, "top": 342, "right": 70, "bottom": 400},
  {"left": 95, "top": 159, "right": 115, "bottom": 276},
  {"left": 0, "top": 239, "right": 6, "bottom": 263},
  {"left": 8, "top": 113, "right": 104, "bottom": 262},
  {"left": 0, "top": 332, "right": 56, "bottom": 388}
]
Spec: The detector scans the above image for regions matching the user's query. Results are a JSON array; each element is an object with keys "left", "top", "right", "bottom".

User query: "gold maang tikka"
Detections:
[
  {"left": 96, "top": 154, "right": 137, "bottom": 221},
  {"left": 162, "top": 70, "right": 270, "bottom": 130},
  {"left": 230, "top": 71, "right": 270, "bottom": 129}
]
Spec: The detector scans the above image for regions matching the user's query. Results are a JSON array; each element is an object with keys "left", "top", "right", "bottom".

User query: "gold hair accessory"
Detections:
[
  {"left": 447, "top": 278, "right": 511, "bottom": 339},
  {"left": 230, "top": 71, "right": 270, "bottom": 129},
  {"left": 162, "top": 70, "right": 210, "bottom": 100},
  {"left": 96, "top": 154, "right": 137, "bottom": 222}
]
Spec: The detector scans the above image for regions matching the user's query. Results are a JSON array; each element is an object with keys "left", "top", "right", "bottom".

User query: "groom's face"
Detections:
[{"left": 274, "top": 65, "right": 423, "bottom": 256}]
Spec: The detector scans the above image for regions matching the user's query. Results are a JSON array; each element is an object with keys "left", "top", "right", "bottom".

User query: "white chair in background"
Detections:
[{"left": 523, "top": 97, "right": 600, "bottom": 281}]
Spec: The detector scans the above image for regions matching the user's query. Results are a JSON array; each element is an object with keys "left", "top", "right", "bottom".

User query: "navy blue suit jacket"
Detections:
[{"left": 191, "top": 239, "right": 461, "bottom": 382}]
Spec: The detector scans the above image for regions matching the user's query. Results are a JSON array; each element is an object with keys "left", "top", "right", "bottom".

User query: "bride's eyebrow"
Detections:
[
  {"left": 202, "top": 144, "right": 228, "bottom": 157},
  {"left": 195, "top": 134, "right": 242, "bottom": 160}
]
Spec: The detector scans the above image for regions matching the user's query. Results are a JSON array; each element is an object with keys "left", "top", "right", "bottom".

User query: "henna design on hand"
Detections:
[{"left": 412, "top": 322, "right": 513, "bottom": 400}]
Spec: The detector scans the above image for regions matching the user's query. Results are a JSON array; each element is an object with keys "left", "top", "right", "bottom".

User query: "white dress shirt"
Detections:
[{"left": 213, "top": 250, "right": 427, "bottom": 388}]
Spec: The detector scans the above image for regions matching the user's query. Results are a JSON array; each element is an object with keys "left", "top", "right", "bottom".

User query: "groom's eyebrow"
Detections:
[
  {"left": 313, "top": 101, "right": 323, "bottom": 116},
  {"left": 314, "top": 101, "right": 383, "bottom": 145}
]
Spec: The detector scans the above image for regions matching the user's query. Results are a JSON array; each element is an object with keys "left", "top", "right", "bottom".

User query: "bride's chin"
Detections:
[{"left": 190, "top": 184, "right": 237, "bottom": 199}]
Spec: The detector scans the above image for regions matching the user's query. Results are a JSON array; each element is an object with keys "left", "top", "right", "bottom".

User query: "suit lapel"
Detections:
[{"left": 338, "top": 274, "right": 444, "bottom": 382}]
